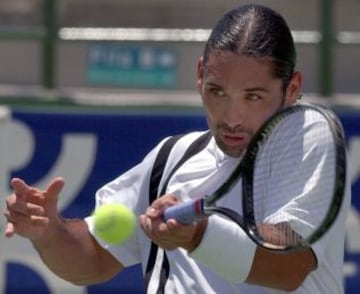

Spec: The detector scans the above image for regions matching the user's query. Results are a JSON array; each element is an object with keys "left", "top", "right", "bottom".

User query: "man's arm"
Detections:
[
  {"left": 246, "top": 245, "right": 316, "bottom": 291},
  {"left": 140, "top": 194, "right": 317, "bottom": 291},
  {"left": 4, "top": 177, "right": 123, "bottom": 285},
  {"left": 32, "top": 217, "right": 123, "bottom": 285}
]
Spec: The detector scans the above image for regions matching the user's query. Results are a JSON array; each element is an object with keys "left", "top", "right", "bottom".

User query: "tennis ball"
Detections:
[{"left": 93, "top": 203, "right": 136, "bottom": 245}]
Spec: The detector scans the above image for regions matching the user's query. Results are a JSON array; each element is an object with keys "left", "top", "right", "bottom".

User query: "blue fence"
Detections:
[{"left": 2, "top": 107, "right": 360, "bottom": 293}]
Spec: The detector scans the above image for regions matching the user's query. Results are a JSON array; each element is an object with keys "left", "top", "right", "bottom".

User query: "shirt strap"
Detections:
[{"left": 145, "top": 130, "right": 212, "bottom": 293}]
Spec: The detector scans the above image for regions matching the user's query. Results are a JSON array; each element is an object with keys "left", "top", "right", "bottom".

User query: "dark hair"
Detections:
[{"left": 203, "top": 4, "right": 296, "bottom": 91}]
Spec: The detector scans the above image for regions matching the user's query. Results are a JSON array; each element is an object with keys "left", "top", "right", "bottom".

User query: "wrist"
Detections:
[
  {"left": 189, "top": 215, "right": 256, "bottom": 283},
  {"left": 31, "top": 216, "right": 65, "bottom": 248},
  {"left": 184, "top": 217, "right": 208, "bottom": 252}
]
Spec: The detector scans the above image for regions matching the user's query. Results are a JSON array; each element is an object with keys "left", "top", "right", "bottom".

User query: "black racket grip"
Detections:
[{"left": 162, "top": 198, "right": 204, "bottom": 224}]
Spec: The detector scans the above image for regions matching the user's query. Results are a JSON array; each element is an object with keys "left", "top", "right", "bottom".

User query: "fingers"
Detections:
[
  {"left": 4, "top": 212, "right": 49, "bottom": 239},
  {"left": 10, "top": 178, "right": 46, "bottom": 206},
  {"left": 4, "top": 200, "right": 46, "bottom": 230},
  {"left": 6, "top": 200, "right": 45, "bottom": 217},
  {"left": 10, "top": 178, "right": 32, "bottom": 201},
  {"left": 4, "top": 177, "right": 65, "bottom": 239},
  {"left": 139, "top": 194, "right": 208, "bottom": 251},
  {"left": 140, "top": 194, "right": 182, "bottom": 238},
  {"left": 165, "top": 218, "right": 179, "bottom": 232},
  {"left": 10, "top": 177, "right": 64, "bottom": 208},
  {"left": 45, "top": 177, "right": 65, "bottom": 207},
  {"left": 146, "top": 194, "right": 179, "bottom": 219},
  {"left": 139, "top": 214, "right": 178, "bottom": 250},
  {"left": 4, "top": 222, "right": 15, "bottom": 238},
  {"left": 139, "top": 210, "right": 199, "bottom": 251}
]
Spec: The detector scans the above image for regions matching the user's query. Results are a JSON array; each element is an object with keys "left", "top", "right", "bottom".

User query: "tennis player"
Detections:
[{"left": 4, "top": 4, "right": 351, "bottom": 293}]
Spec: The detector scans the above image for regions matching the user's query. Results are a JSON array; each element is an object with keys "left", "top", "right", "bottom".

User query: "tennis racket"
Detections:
[{"left": 162, "top": 102, "right": 347, "bottom": 252}]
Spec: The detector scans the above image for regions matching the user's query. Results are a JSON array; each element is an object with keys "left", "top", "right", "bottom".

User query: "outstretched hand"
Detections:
[{"left": 4, "top": 177, "right": 65, "bottom": 241}]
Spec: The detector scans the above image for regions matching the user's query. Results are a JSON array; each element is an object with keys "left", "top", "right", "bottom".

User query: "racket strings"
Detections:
[
  {"left": 252, "top": 108, "right": 338, "bottom": 247},
  {"left": 258, "top": 223, "right": 302, "bottom": 246}
]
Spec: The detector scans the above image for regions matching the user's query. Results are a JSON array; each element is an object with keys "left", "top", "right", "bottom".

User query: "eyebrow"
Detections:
[
  {"left": 204, "top": 81, "right": 221, "bottom": 87},
  {"left": 205, "top": 82, "right": 269, "bottom": 93},
  {"left": 244, "top": 87, "right": 269, "bottom": 93}
]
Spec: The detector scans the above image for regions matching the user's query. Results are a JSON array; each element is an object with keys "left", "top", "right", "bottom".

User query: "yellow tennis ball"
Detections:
[{"left": 93, "top": 203, "right": 136, "bottom": 245}]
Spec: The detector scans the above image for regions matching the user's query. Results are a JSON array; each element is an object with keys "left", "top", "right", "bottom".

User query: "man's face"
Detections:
[{"left": 197, "top": 52, "right": 300, "bottom": 158}]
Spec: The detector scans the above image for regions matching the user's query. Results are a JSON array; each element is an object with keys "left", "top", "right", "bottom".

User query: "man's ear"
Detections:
[
  {"left": 285, "top": 71, "right": 303, "bottom": 106},
  {"left": 196, "top": 57, "right": 205, "bottom": 93}
]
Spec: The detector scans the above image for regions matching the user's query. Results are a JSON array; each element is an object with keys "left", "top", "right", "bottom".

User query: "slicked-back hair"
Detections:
[{"left": 203, "top": 4, "right": 296, "bottom": 91}]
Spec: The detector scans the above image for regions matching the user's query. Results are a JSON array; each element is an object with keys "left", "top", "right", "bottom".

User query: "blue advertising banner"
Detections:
[
  {"left": 1, "top": 107, "right": 359, "bottom": 293},
  {"left": 87, "top": 44, "right": 177, "bottom": 88}
]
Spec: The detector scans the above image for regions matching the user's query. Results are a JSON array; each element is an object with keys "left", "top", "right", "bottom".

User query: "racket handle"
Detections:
[{"left": 163, "top": 198, "right": 204, "bottom": 224}]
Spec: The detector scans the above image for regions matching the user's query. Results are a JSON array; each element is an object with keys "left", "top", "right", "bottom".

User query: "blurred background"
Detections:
[{"left": 0, "top": 0, "right": 359, "bottom": 293}]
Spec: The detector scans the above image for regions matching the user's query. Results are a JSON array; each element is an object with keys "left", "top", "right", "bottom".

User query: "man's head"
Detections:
[
  {"left": 203, "top": 4, "right": 296, "bottom": 92},
  {"left": 197, "top": 4, "right": 302, "bottom": 157}
]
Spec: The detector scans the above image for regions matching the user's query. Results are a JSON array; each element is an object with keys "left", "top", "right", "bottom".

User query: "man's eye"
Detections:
[
  {"left": 209, "top": 88, "right": 225, "bottom": 97},
  {"left": 247, "top": 94, "right": 261, "bottom": 101}
]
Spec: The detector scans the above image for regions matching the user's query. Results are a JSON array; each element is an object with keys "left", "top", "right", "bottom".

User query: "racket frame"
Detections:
[{"left": 241, "top": 103, "right": 347, "bottom": 251}]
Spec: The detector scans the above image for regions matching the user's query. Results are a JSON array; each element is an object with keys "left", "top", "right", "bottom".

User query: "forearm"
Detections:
[
  {"left": 247, "top": 246, "right": 316, "bottom": 291},
  {"left": 32, "top": 217, "right": 122, "bottom": 285},
  {"left": 189, "top": 215, "right": 256, "bottom": 283},
  {"left": 190, "top": 215, "right": 316, "bottom": 291}
]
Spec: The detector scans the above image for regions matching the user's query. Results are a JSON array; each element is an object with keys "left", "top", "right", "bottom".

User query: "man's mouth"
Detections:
[{"left": 221, "top": 133, "right": 247, "bottom": 147}]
